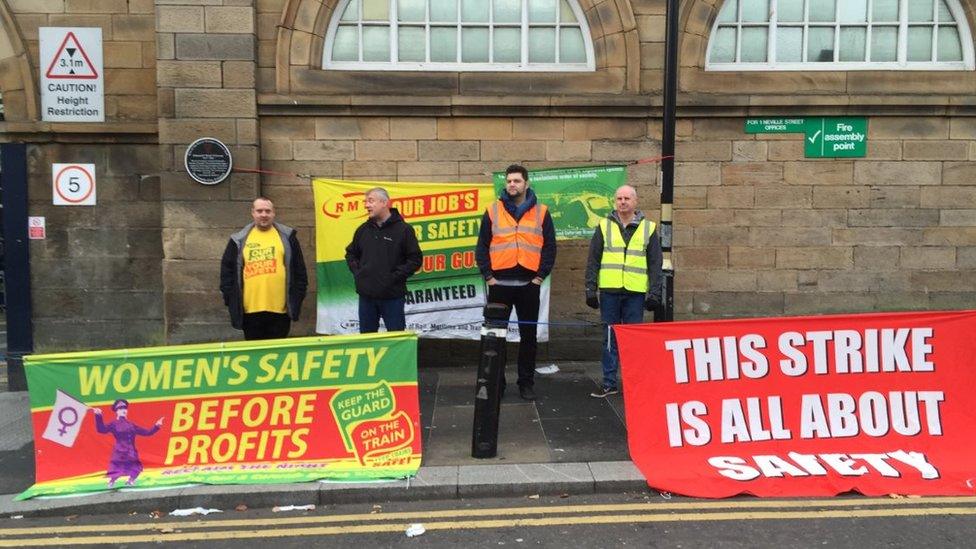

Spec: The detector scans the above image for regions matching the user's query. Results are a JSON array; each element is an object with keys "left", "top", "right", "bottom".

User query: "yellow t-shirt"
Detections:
[{"left": 242, "top": 228, "right": 287, "bottom": 314}]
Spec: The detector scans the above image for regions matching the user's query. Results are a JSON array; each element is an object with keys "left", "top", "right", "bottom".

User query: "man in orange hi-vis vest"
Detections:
[{"left": 475, "top": 164, "right": 557, "bottom": 401}]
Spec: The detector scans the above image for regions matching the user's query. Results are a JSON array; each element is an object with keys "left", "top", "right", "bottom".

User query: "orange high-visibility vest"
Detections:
[{"left": 487, "top": 200, "right": 548, "bottom": 272}]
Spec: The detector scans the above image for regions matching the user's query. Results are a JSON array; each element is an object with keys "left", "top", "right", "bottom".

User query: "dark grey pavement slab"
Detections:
[{"left": 423, "top": 403, "right": 550, "bottom": 465}]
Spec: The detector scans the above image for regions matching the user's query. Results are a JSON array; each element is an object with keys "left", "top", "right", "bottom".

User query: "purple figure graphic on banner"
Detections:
[{"left": 92, "top": 399, "right": 164, "bottom": 488}]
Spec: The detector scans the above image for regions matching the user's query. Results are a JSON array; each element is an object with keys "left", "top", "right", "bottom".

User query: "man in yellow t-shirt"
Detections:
[{"left": 220, "top": 198, "right": 308, "bottom": 340}]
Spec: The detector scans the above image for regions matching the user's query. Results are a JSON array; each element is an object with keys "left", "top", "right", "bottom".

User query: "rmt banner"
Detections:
[{"left": 615, "top": 310, "right": 976, "bottom": 497}]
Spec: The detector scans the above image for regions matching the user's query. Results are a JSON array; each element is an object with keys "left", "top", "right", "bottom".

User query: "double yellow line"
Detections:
[{"left": 1, "top": 497, "right": 974, "bottom": 546}]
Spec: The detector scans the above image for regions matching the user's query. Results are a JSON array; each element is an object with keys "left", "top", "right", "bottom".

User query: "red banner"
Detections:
[{"left": 615, "top": 310, "right": 976, "bottom": 498}]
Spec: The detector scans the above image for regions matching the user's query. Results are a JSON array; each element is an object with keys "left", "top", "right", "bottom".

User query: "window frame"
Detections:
[
  {"left": 322, "top": 0, "right": 597, "bottom": 72},
  {"left": 705, "top": 0, "right": 976, "bottom": 71}
]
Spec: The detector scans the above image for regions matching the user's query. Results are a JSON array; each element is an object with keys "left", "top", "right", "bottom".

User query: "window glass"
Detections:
[
  {"left": 560, "top": 0, "right": 578, "bottom": 22},
  {"left": 705, "top": 0, "right": 971, "bottom": 69},
  {"left": 322, "top": 0, "right": 602, "bottom": 71},
  {"left": 341, "top": 0, "right": 358, "bottom": 21},
  {"left": 430, "top": 0, "right": 457, "bottom": 22},
  {"left": 495, "top": 0, "right": 521, "bottom": 23},
  {"left": 741, "top": 0, "right": 769, "bottom": 23},
  {"left": 838, "top": 0, "right": 867, "bottom": 23},
  {"left": 333, "top": 26, "right": 359, "bottom": 60},
  {"left": 529, "top": 0, "right": 557, "bottom": 23},
  {"left": 430, "top": 27, "right": 457, "bottom": 61},
  {"left": 938, "top": 26, "right": 963, "bottom": 61},
  {"left": 807, "top": 26, "right": 834, "bottom": 61},
  {"left": 870, "top": 26, "right": 898, "bottom": 61},
  {"left": 777, "top": 0, "right": 804, "bottom": 22},
  {"left": 461, "top": 0, "right": 488, "bottom": 22},
  {"left": 717, "top": 0, "right": 738, "bottom": 23},
  {"left": 494, "top": 28, "right": 521, "bottom": 62},
  {"left": 461, "top": 27, "right": 489, "bottom": 61},
  {"left": 399, "top": 0, "right": 425, "bottom": 21},
  {"left": 711, "top": 27, "right": 736, "bottom": 62},
  {"left": 907, "top": 26, "right": 933, "bottom": 61},
  {"left": 872, "top": 0, "right": 899, "bottom": 22},
  {"left": 938, "top": 0, "right": 954, "bottom": 22},
  {"left": 399, "top": 26, "right": 426, "bottom": 61},
  {"left": 741, "top": 27, "right": 768, "bottom": 61},
  {"left": 363, "top": 0, "right": 390, "bottom": 21},
  {"left": 362, "top": 26, "right": 390, "bottom": 60},
  {"left": 560, "top": 27, "right": 586, "bottom": 62},
  {"left": 529, "top": 27, "right": 556, "bottom": 62},
  {"left": 776, "top": 26, "right": 803, "bottom": 61},
  {"left": 809, "top": 0, "right": 836, "bottom": 22},
  {"left": 908, "top": 0, "right": 935, "bottom": 22},
  {"left": 839, "top": 27, "right": 867, "bottom": 61}
]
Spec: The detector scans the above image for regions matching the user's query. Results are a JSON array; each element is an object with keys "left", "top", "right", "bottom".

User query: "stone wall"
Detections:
[
  {"left": 2, "top": 0, "right": 162, "bottom": 352},
  {"left": 0, "top": 0, "right": 974, "bottom": 356},
  {"left": 259, "top": 113, "right": 976, "bottom": 349},
  {"left": 6, "top": 0, "right": 157, "bottom": 123},
  {"left": 26, "top": 142, "right": 163, "bottom": 351},
  {"left": 156, "top": 0, "right": 262, "bottom": 343}
]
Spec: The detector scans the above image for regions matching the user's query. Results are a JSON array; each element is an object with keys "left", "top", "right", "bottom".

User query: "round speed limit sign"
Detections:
[{"left": 52, "top": 163, "right": 96, "bottom": 206}]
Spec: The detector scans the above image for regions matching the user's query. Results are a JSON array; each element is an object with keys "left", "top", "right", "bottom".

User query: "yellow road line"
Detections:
[
  {"left": 1, "top": 497, "right": 974, "bottom": 537},
  {"left": 1, "top": 506, "right": 974, "bottom": 546}
]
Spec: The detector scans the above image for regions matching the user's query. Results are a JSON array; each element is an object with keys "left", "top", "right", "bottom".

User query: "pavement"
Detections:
[{"left": 0, "top": 361, "right": 651, "bottom": 518}]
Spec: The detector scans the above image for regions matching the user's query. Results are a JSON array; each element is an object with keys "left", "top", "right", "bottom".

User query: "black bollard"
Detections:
[{"left": 471, "top": 302, "right": 511, "bottom": 458}]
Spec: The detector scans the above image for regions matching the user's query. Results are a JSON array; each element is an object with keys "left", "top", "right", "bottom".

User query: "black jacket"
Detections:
[
  {"left": 474, "top": 188, "right": 557, "bottom": 281},
  {"left": 220, "top": 222, "right": 308, "bottom": 330},
  {"left": 584, "top": 210, "right": 663, "bottom": 300},
  {"left": 345, "top": 209, "right": 423, "bottom": 299}
]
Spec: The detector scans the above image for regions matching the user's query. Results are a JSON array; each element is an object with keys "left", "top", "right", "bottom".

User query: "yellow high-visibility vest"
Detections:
[{"left": 598, "top": 218, "right": 654, "bottom": 292}]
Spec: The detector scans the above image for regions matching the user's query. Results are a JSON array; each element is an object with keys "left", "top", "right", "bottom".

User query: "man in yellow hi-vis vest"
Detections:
[{"left": 584, "top": 185, "right": 662, "bottom": 398}]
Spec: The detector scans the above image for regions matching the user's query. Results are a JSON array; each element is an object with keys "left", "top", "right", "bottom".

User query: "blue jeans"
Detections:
[
  {"left": 600, "top": 292, "right": 645, "bottom": 389},
  {"left": 359, "top": 296, "right": 406, "bottom": 333}
]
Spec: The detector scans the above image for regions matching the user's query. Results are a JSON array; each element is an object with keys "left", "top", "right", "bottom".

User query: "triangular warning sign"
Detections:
[{"left": 45, "top": 31, "right": 98, "bottom": 79}]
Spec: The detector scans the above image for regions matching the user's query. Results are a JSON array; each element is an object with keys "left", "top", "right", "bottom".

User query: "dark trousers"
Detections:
[
  {"left": 359, "top": 295, "right": 407, "bottom": 333},
  {"left": 242, "top": 312, "right": 291, "bottom": 341},
  {"left": 600, "top": 292, "right": 645, "bottom": 390},
  {"left": 487, "top": 283, "right": 540, "bottom": 388}
]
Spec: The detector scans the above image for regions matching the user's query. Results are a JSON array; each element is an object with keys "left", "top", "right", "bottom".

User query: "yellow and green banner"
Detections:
[
  {"left": 19, "top": 332, "right": 420, "bottom": 500},
  {"left": 492, "top": 165, "right": 627, "bottom": 239},
  {"left": 313, "top": 178, "right": 551, "bottom": 340}
]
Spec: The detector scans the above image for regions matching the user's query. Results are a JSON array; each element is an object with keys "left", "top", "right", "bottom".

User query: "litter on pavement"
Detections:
[
  {"left": 169, "top": 507, "right": 222, "bottom": 516},
  {"left": 405, "top": 523, "right": 426, "bottom": 537},
  {"left": 272, "top": 504, "right": 316, "bottom": 512}
]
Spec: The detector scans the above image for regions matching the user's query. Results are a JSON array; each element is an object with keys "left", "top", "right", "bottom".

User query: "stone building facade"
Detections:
[{"left": 1, "top": 0, "right": 975, "bottom": 356}]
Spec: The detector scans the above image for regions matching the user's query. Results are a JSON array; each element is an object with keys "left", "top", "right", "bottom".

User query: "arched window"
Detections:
[
  {"left": 323, "top": 0, "right": 596, "bottom": 71},
  {"left": 706, "top": 0, "right": 975, "bottom": 70}
]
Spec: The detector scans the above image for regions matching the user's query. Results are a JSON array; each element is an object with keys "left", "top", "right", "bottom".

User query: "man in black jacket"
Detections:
[
  {"left": 345, "top": 187, "right": 423, "bottom": 333},
  {"left": 220, "top": 197, "right": 308, "bottom": 340}
]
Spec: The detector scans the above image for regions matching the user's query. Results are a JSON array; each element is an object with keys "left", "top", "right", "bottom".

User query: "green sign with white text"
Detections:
[{"left": 745, "top": 117, "right": 867, "bottom": 158}]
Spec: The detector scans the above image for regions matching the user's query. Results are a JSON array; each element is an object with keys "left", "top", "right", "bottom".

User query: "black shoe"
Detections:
[{"left": 519, "top": 385, "right": 537, "bottom": 401}]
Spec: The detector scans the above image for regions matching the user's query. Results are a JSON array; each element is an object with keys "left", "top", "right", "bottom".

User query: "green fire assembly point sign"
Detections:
[{"left": 745, "top": 117, "right": 867, "bottom": 158}]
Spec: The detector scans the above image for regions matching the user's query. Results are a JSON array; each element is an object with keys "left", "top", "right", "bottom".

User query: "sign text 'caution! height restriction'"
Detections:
[{"left": 39, "top": 28, "right": 104, "bottom": 123}]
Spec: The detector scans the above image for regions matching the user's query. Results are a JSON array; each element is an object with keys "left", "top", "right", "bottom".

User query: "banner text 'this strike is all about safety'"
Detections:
[{"left": 660, "top": 327, "right": 947, "bottom": 482}]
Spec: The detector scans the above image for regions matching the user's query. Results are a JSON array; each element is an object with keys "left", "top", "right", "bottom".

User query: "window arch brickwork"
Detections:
[
  {"left": 678, "top": 0, "right": 976, "bottom": 96},
  {"left": 275, "top": 0, "right": 642, "bottom": 95},
  {"left": 0, "top": 0, "right": 38, "bottom": 122}
]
